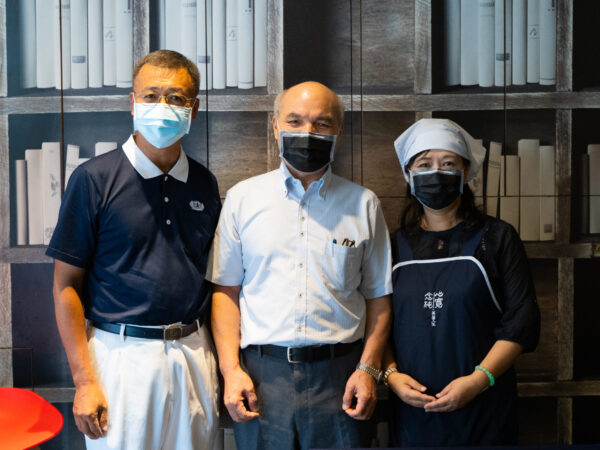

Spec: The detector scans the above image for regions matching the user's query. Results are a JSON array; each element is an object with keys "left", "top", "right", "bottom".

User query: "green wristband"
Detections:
[{"left": 475, "top": 365, "right": 495, "bottom": 387}]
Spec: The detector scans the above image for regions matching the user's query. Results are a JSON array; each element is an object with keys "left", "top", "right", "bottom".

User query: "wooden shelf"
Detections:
[
  {"left": 524, "top": 243, "right": 593, "bottom": 259},
  {"left": 0, "top": 94, "right": 278, "bottom": 114},
  {"left": 4, "top": 91, "right": 600, "bottom": 116},
  {"left": 518, "top": 380, "right": 600, "bottom": 398},
  {"left": 0, "top": 247, "right": 52, "bottom": 264}
]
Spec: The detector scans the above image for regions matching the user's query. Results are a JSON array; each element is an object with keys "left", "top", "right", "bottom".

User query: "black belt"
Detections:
[
  {"left": 245, "top": 341, "right": 362, "bottom": 363},
  {"left": 91, "top": 320, "right": 200, "bottom": 340}
]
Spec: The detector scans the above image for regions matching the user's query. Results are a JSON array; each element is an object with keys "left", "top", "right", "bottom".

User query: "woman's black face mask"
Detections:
[{"left": 409, "top": 169, "right": 464, "bottom": 210}]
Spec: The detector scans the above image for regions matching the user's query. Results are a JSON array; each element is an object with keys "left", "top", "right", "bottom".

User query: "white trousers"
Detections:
[{"left": 85, "top": 324, "right": 219, "bottom": 450}]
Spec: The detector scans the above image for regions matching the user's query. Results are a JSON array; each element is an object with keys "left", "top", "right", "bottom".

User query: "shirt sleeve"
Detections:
[
  {"left": 205, "top": 189, "right": 244, "bottom": 286},
  {"left": 45, "top": 166, "right": 100, "bottom": 268},
  {"left": 358, "top": 196, "right": 393, "bottom": 300},
  {"left": 487, "top": 221, "right": 541, "bottom": 353}
]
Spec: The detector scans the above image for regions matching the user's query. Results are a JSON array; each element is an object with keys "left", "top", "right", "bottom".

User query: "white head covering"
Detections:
[{"left": 394, "top": 118, "right": 486, "bottom": 183}]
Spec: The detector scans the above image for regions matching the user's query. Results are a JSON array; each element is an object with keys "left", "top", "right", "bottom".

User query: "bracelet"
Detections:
[
  {"left": 475, "top": 365, "right": 495, "bottom": 387},
  {"left": 383, "top": 367, "right": 398, "bottom": 388}
]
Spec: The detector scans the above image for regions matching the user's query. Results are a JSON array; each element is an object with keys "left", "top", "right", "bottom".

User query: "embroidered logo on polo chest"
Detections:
[{"left": 189, "top": 200, "right": 205, "bottom": 211}]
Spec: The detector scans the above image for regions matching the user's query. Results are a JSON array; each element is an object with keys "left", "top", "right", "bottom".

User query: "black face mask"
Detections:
[
  {"left": 410, "top": 169, "right": 464, "bottom": 210},
  {"left": 279, "top": 130, "right": 337, "bottom": 174}
]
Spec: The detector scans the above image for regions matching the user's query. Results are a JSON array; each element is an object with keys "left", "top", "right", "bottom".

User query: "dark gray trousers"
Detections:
[{"left": 234, "top": 344, "right": 372, "bottom": 450}]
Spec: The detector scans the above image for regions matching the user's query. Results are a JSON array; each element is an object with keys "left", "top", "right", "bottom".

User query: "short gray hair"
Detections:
[
  {"left": 273, "top": 88, "right": 345, "bottom": 126},
  {"left": 133, "top": 50, "right": 200, "bottom": 97}
]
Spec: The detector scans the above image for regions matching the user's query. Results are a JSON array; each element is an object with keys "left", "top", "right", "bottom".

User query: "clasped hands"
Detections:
[{"left": 387, "top": 370, "right": 489, "bottom": 413}]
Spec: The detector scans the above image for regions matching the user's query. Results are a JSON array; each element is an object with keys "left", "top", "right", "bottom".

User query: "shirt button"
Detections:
[
  {"left": 164, "top": 196, "right": 169, "bottom": 203},
  {"left": 300, "top": 232, "right": 304, "bottom": 237},
  {"left": 298, "top": 263, "right": 304, "bottom": 268},
  {"left": 297, "top": 325, "right": 302, "bottom": 331},
  {"left": 166, "top": 219, "right": 171, "bottom": 225},
  {"left": 164, "top": 176, "right": 168, "bottom": 181},
  {"left": 300, "top": 216, "right": 305, "bottom": 221},
  {"left": 298, "top": 293, "right": 302, "bottom": 298}
]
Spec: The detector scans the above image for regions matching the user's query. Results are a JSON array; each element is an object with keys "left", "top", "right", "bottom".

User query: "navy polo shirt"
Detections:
[{"left": 46, "top": 136, "right": 221, "bottom": 325}]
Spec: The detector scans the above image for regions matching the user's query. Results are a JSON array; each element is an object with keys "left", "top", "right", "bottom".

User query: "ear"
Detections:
[
  {"left": 129, "top": 92, "right": 135, "bottom": 116},
  {"left": 272, "top": 114, "right": 280, "bottom": 143},
  {"left": 191, "top": 97, "right": 200, "bottom": 121}
]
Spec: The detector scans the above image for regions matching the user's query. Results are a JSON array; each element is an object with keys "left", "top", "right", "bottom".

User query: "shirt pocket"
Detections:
[{"left": 321, "top": 241, "right": 363, "bottom": 291}]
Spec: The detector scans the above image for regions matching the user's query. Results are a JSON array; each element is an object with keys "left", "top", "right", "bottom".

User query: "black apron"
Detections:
[{"left": 390, "top": 224, "right": 517, "bottom": 447}]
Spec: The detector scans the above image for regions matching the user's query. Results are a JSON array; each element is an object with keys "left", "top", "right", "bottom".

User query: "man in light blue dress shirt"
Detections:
[{"left": 207, "top": 81, "right": 393, "bottom": 450}]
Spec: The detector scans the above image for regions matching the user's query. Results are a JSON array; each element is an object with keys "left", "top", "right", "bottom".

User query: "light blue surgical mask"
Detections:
[{"left": 133, "top": 102, "right": 193, "bottom": 149}]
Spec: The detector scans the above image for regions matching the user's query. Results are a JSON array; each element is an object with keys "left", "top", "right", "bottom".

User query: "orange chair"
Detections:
[{"left": 0, "top": 387, "right": 63, "bottom": 450}]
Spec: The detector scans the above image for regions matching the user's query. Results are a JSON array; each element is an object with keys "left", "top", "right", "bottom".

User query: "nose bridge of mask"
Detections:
[
  {"left": 133, "top": 102, "right": 193, "bottom": 149},
  {"left": 409, "top": 169, "right": 464, "bottom": 196}
]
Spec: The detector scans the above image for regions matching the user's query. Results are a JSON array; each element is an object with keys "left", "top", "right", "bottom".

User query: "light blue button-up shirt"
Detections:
[{"left": 207, "top": 163, "right": 392, "bottom": 348}]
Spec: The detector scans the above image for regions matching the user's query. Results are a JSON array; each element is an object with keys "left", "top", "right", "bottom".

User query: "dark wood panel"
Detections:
[
  {"left": 558, "top": 257, "right": 574, "bottom": 381},
  {"left": 515, "top": 260, "right": 558, "bottom": 381},
  {"left": 283, "top": 0, "right": 352, "bottom": 92},
  {"left": 379, "top": 197, "right": 410, "bottom": 234},
  {"left": 331, "top": 114, "right": 354, "bottom": 181},
  {"left": 361, "top": 112, "right": 414, "bottom": 198},
  {"left": 361, "top": 0, "right": 414, "bottom": 94},
  {"left": 556, "top": 110, "right": 572, "bottom": 243},
  {"left": 556, "top": 0, "right": 573, "bottom": 92},
  {"left": 557, "top": 397, "right": 573, "bottom": 445},
  {"left": 207, "top": 112, "right": 268, "bottom": 196}
]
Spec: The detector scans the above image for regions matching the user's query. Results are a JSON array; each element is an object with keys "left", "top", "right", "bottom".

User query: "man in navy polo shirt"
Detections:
[{"left": 47, "top": 50, "right": 221, "bottom": 449}]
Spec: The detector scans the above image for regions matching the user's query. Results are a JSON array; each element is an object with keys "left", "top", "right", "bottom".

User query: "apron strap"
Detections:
[{"left": 459, "top": 219, "right": 489, "bottom": 257}]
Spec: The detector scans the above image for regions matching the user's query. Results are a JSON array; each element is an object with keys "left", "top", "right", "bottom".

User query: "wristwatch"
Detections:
[
  {"left": 383, "top": 367, "right": 398, "bottom": 388},
  {"left": 356, "top": 362, "right": 383, "bottom": 384}
]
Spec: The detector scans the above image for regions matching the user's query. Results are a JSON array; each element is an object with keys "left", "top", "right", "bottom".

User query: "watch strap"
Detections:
[{"left": 356, "top": 362, "right": 383, "bottom": 383}]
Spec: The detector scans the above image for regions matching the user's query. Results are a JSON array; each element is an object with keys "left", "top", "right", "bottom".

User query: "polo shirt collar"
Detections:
[
  {"left": 279, "top": 161, "right": 332, "bottom": 200},
  {"left": 122, "top": 134, "right": 189, "bottom": 182}
]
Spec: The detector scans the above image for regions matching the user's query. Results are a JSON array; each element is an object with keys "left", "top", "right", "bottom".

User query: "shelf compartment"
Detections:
[
  {"left": 11, "top": 263, "right": 72, "bottom": 389},
  {"left": 515, "top": 259, "right": 559, "bottom": 382},
  {"left": 573, "top": 1, "right": 600, "bottom": 92},
  {"left": 571, "top": 109, "right": 600, "bottom": 240},
  {"left": 517, "top": 397, "right": 559, "bottom": 445},
  {"left": 431, "top": 0, "right": 559, "bottom": 95},
  {"left": 574, "top": 259, "right": 600, "bottom": 380}
]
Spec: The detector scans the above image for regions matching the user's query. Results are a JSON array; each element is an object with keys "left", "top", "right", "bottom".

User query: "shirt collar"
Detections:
[
  {"left": 122, "top": 134, "right": 189, "bottom": 182},
  {"left": 278, "top": 161, "right": 332, "bottom": 200}
]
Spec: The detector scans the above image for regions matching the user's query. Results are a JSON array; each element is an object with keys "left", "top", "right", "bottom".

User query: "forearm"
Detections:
[
  {"left": 211, "top": 285, "right": 243, "bottom": 376},
  {"left": 382, "top": 342, "right": 397, "bottom": 371},
  {"left": 53, "top": 284, "right": 97, "bottom": 388},
  {"left": 477, "top": 339, "right": 523, "bottom": 380},
  {"left": 359, "top": 295, "right": 392, "bottom": 369}
]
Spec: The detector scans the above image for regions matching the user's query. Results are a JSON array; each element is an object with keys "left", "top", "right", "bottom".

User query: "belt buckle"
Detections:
[
  {"left": 163, "top": 324, "right": 183, "bottom": 340},
  {"left": 286, "top": 346, "right": 301, "bottom": 364}
]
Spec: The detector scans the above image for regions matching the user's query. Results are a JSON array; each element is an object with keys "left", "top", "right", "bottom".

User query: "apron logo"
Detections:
[
  {"left": 189, "top": 200, "right": 204, "bottom": 211},
  {"left": 423, "top": 291, "right": 444, "bottom": 327}
]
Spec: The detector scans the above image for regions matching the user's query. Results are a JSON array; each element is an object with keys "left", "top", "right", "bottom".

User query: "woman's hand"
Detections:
[
  {"left": 387, "top": 372, "right": 436, "bottom": 408},
  {"left": 423, "top": 370, "right": 489, "bottom": 413}
]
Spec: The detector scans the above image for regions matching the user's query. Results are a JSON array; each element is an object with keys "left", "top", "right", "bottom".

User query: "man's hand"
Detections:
[
  {"left": 423, "top": 371, "right": 488, "bottom": 413},
  {"left": 223, "top": 366, "right": 260, "bottom": 422},
  {"left": 387, "top": 372, "right": 436, "bottom": 408},
  {"left": 342, "top": 369, "right": 377, "bottom": 420},
  {"left": 73, "top": 382, "right": 108, "bottom": 439}
]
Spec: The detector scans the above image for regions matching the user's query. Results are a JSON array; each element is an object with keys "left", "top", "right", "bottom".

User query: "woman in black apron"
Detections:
[{"left": 384, "top": 119, "right": 541, "bottom": 447}]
